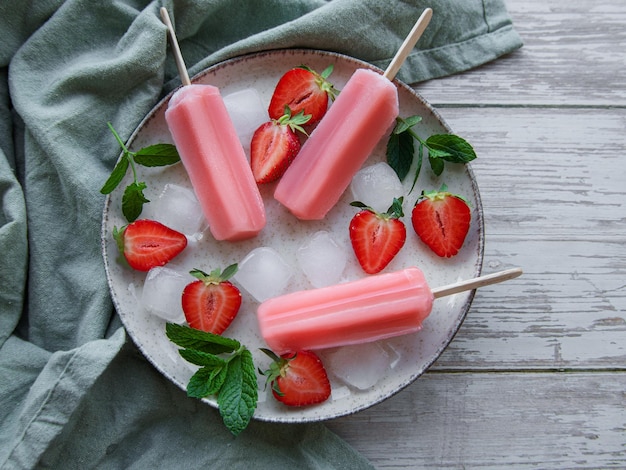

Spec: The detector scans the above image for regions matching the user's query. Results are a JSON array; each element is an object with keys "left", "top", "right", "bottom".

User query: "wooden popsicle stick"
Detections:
[
  {"left": 432, "top": 267, "right": 523, "bottom": 299},
  {"left": 383, "top": 7, "right": 433, "bottom": 81},
  {"left": 160, "top": 7, "right": 191, "bottom": 87}
]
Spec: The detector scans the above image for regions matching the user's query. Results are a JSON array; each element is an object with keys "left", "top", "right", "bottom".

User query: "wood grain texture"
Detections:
[
  {"left": 332, "top": 0, "right": 626, "bottom": 467},
  {"left": 328, "top": 372, "right": 626, "bottom": 469},
  {"left": 416, "top": 0, "right": 626, "bottom": 106}
]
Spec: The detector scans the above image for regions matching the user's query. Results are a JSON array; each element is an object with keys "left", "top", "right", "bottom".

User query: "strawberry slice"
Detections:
[
  {"left": 250, "top": 107, "right": 310, "bottom": 184},
  {"left": 411, "top": 185, "right": 471, "bottom": 257},
  {"left": 260, "top": 349, "right": 331, "bottom": 407},
  {"left": 268, "top": 65, "right": 337, "bottom": 125},
  {"left": 181, "top": 264, "right": 241, "bottom": 335},
  {"left": 114, "top": 219, "right": 187, "bottom": 271},
  {"left": 349, "top": 198, "right": 407, "bottom": 274}
]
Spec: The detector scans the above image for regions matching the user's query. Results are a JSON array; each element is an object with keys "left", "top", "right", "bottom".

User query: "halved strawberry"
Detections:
[
  {"left": 260, "top": 349, "right": 331, "bottom": 407},
  {"left": 113, "top": 219, "right": 187, "bottom": 271},
  {"left": 411, "top": 185, "right": 471, "bottom": 258},
  {"left": 349, "top": 197, "right": 407, "bottom": 274},
  {"left": 181, "top": 264, "right": 242, "bottom": 335},
  {"left": 268, "top": 65, "right": 337, "bottom": 125},
  {"left": 250, "top": 107, "right": 310, "bottom": 183}
]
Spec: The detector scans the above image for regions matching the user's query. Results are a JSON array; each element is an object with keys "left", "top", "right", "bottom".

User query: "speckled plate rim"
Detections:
[{"left": 101, "top": 48, "right": 484, "bottom": 424}]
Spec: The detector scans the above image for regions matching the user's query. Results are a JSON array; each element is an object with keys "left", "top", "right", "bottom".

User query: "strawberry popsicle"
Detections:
[
  {"left": 257, "top": 267, "right": 522, "bottom": 353},
  {"left": 273, "top": 8, "right": 433, "bottom": 220},
  {"left": 160, "top": 8, "right": 265, "bottom": 241},
  {"left": 273, "top": 69, "right": 399, "bottom": 220},
  {"left": 165, "top": 85, "right": 265, "bottom": 240},
  {"left": 258, "top": 267, "right": 431, "bottom": 353}
]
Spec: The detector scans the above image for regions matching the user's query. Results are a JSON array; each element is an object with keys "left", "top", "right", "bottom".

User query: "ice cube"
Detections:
[
  {"left": 141, "top": 266, "right": 188, "bottom": 322},
  {"left": 297, "top": 231, "right": 346, "bottom": 288},
  {"left": 143, "top": 183, "right": 206, "bottom": 236},
  {"left": 324, "top": 342, "right": 392, "bottom": 391},
  {"left": 223, "top": 88, "right": 267, "bottom": 155},
  {"left": 234, "top": 247, "right": 294, "bottom": 302},
  {"left": 350, "top": 162, "right": 405, "bottom": 213}
]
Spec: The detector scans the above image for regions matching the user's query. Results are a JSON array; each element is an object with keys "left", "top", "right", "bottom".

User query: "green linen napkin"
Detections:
[{"left": 0, "top": 0, "right": 521, "bottom": 468}]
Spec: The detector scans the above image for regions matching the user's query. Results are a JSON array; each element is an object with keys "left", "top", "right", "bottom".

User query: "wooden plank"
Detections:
[
  {"left": 415, "top": 0, "right": 626, "bottom": 106},
  {"left": 328, "top": 371, "right": 626, "bottom": 469},
  {"left": 414, "top": 107, "right": 626, "bottom": 368},
  {"left": 429, "top": 107, "right": 626, "bottom": 237}
]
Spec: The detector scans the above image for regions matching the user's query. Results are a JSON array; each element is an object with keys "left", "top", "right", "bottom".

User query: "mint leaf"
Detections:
[
  {"left": 410, "top": 142, "right": 424, "bottom": 192},
  {"left": 425, "top": 134, "right": 476, "bottom": 163},
  {"left": 385, "top": 115, "right": 477, "bottom": 185},
  {"left": 100, "top": 156, "right": 129, "bottom": 194},
  {"left": 217, "top": 350, "right": 258, "bottom": 436},
  {"left": 165, "top": 323, "right": 258, "bottom": 435},
  {"left": 103, "top": 123, "right": 180, "bottom": 222},
  {"left": 166, "top": 323, "right": 240, "bottom": 355},
  {"left": 386, "top": 129, "right": 415, "bottom": 181},
  {"left": 392, "top": 115, "right": 422, "bottom": 135},
  {"left": 428, "top": 155, "right": 445, "bottom": 176},
  {"left": 121, "top": 181, "right": 149, "bottom": 222},
  {"left": 134, "top": 144, "right": 180, "bottom": 166},
  {"left": 187, "top": 365, "right": 229, "bottom": 398},
  {"left": 187, "top": 367, "right": 216, "bottom": 398},
  {"left": 179, "top": 349, "right": 227, "bottom": 368}
]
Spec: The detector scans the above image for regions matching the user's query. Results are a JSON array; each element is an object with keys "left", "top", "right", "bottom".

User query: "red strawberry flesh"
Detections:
[
  {"left": 120, "top": 219, "right": 187, "bottom": 271},
  {"left": 411, "top": 189, "right": 471, "bottom": 258},
  {"left": 261, "top": 349, "right": 331, "bottom": 407},
  {"left": 268, "top": 67, "right": 330, "bottom": 125},
  {"left": 182, "top": 265, "right": 241, "bottom": 335},
  {"left": 349, "top": 199, "right": 406, "bottom": 274},
  {"left": 250, "top": 121, "right": 300, "bottom": 183}
]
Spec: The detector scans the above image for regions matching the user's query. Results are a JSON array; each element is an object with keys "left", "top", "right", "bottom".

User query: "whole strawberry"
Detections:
[
  {"left": 113, "top": 219, "right": 187, "bottom": 271},
  {"left": 260, "top": 349, "right": 331, "bottom": 407},
  {"left": 268, "top": 65, "right": 337, "bottom": 125},
  {"left": 182, "top": 264, "right": 241, "bottom": 335},
  {"left": 349, "top": 197, "right": 407, "bottom": 274},
  {"left": 250, "top": 107, "right": 311, "bottom": 183},
  {"left": 411, "top": 185, "right": 471, "bottom": 257}
]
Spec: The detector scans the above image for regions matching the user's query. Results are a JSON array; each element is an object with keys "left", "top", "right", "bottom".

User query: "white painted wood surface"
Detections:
[{"left": 327, "top": 1, "right": 626, "bottom": 467}]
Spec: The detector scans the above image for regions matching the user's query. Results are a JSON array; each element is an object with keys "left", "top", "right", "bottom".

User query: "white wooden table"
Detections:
[{"left": 327, "top": 1, "right": 626, "bottom": 467}]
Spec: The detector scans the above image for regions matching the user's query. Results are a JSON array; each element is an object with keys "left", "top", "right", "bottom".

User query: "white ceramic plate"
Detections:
[{"left": 102, "top": 49, "right": 483, "bottom": 423}]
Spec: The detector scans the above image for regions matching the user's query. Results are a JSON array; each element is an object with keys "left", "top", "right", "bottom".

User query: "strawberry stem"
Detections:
[
  {"left": 350, "top": 197, "right": 404, "bottom": 220},
  {"left": 276, "top": 106, "right": 312, "bottom": 135},
  {"left": 189, "top": 264, "right": 238, "bottom": 285}
]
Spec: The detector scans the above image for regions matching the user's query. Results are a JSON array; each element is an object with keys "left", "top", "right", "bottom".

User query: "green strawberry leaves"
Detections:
[
  {"left": 386, "top": 115, "right": 476, "bottom": 191},
  {"left": 298, "top": 64, "right": 339, "bottom": 101},
  {"left": 101, "top": 122, "right": 180, "bottom": 222},
  {"left": 166, "top": 323, "right": 257, "bottom": 436}
]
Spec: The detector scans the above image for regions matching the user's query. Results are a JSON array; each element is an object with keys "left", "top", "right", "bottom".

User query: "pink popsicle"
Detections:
[
  {"left": 257, "top": 267, "right": 523, "bottom": 354},
  {"left": 160, "top": 8, "right": 265, "bottom": 241},
  {"left": 274, "top": 8, "right": 434, "bottom": 220},
  {"left": 165, "top": 85, "right": 265, "bottom": 241},
  {"left": 273, "top": 69, "right": 399, "bottom": 220},
  {"left": 257, "top": 267, "right": 433, "bottom": 353}
]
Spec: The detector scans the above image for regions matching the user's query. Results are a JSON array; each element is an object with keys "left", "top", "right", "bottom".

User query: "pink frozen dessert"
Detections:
[
  {"left": 257, "top": 266, "right": 523, "bottom": 354},
  {"left": 257, "top": 267, "right": 433, "bottom": 353},
  {"left": 273, "top": 68, "right": 399, "bottom": 220},
  {"left": 165, "top": 84, "right": 266, "bottom": 241}
]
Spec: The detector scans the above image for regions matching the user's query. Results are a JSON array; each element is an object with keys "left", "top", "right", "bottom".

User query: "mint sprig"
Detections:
[
  {"left": 386, "top": 115, "right": 477, "bottom": 192},
  {"left": 101, "top": 122, "right": 180, "bottom": 222},
  {"left": 165, "top": 323, "right": 258, "bottom": 436}
]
